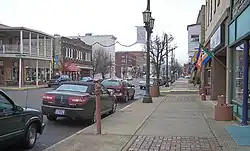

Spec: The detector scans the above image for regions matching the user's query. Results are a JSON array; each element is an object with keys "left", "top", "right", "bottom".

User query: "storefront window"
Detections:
[{"left": 233, "top": 46, "right": 244, "bottom": 103}]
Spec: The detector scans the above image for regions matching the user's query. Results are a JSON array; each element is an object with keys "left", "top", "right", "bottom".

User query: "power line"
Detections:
[{"left": 91, "top": 41, "right": 138, "bottom": 47}]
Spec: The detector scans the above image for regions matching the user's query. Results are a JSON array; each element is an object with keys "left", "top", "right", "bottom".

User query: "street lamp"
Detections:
[
  {"left": 142, "top": 9, "right": 154, "bottom": 103},
  {"left": 150, "top": 18, "right": 155, "bottom": 30}
]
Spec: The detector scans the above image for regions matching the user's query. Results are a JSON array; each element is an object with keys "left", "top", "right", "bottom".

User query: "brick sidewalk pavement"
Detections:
[{"left": 128, "top": 136, "right": 222, "bottom": 151}]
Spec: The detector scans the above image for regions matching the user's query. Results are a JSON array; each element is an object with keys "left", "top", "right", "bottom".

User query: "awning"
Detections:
[{"left": 64, "top": 63, "right": 80, "bottom": 72}]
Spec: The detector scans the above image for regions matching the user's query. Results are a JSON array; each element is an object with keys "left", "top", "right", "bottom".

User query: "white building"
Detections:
[
  {"left": 187, "top": 23, "right": 201, "bottom": 61},
  {"left": 68, "top": 33, "right": 116, "bottom": 76}
]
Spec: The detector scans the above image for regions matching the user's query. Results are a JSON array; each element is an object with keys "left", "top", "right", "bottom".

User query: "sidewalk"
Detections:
[
  {"left": 0, "top": 85, "right": 48, "bottom": 90},
  {"left": 43, "top": 79, "right": 250, "bottom": 151},
  {"left": 160, "top": 78, "right": 198, "bottom": 93}
]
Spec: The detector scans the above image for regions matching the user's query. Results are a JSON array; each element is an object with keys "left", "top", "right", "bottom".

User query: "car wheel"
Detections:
[
  {"left": 131, "top": 93, "right": 135, "bottom": 100},
  {"left": 140, "top": 86, "right": 142, "bottom": 89},
  {"left": 47, "top": 115, "right": 57, "bottom": 121},
  {"left": 48, "top": 84, "right": 51, "bottom": 88},
  {"left": 109, "top": 101, "right": 117, "bottom": 114},
  {"left": 87, "top": 110, "right": 96, "bottom": 124},
  {"left": 22, "top": 123, "right": 38, "bottom": 149}
]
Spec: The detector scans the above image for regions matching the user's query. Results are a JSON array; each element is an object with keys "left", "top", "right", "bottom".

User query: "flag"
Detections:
[
  {"left": 201, "top": 54, "right": 212, "bottom": 66},
  {"left": 195, "top": 47, "right": 202, "bottom": 61},
  {"left": 196, "top": 51, "right": 203, "bottom": 68},
  {"left": 200, "top": 44, "right": 214, "bottom": 57},
  {"left": 192, "top": 51, "right": 197, "bottom": 63},
  {"left": 136, "top": 26, "right": 146, "bottom": 44}
]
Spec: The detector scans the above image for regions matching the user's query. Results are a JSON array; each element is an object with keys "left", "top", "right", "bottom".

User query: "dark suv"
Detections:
[
  {"left": 0, "top": 90, "right": 45, "bottom": 149},
  {"left": 48, "top": 75, "right": 71, "bottom": 88}
]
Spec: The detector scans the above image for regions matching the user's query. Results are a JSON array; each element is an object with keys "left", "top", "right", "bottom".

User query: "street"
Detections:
[{"left": 5, "top": 78, "right": 144, "bottom": 151}]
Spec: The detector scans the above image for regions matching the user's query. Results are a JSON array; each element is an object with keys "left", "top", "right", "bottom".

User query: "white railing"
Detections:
[{"left": 0, "top": 44, "right": 52, "bottom": 59}]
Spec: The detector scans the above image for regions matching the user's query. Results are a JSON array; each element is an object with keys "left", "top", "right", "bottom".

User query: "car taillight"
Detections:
[
  {"left": 42, "top": 94, "right": 56, "bottom": 103},
  {"left": 68, "top": 96, "right": 88, "bottom": 105}
]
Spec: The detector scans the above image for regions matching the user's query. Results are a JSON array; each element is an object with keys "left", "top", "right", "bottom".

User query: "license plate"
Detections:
[{"left": 55, "top": 109, "right": 65, "bottom": 115}]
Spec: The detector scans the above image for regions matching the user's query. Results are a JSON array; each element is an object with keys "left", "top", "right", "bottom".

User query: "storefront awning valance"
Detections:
[{"left": 64, "top": 63, "right": 80, "bottom": 72}]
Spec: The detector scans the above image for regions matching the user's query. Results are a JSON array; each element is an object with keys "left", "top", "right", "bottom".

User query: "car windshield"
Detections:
[
  {"left": 102, "top": 80, "right": 120, "bottom": 87},
  {"left": 56, "top": 84, "right": 88, "bottom": 93}
]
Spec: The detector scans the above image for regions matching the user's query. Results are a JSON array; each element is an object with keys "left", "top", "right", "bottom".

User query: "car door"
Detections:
[
  {"left": 0, "top": 92, "right": 25, "bottom": 142},
  {"left": 100, "top": 85, "right": 109, "bottom": 113},
  {"left": 101, "top": 84, "right": 113, "bottom": 110}
]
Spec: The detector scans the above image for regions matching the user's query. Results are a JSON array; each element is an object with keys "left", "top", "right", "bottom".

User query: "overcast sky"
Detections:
[{"left": 0, "top": 0, "right": 204, "bottom": 64}]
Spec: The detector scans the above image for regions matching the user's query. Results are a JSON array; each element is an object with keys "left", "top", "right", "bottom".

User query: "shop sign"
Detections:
[{"left": 210, "top": 26, "right": 221, "bottom": 50}]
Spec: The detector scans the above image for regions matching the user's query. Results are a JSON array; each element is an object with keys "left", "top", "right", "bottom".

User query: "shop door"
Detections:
[{"left": 0, "top": 66, "right": 4, "bottom": 85}]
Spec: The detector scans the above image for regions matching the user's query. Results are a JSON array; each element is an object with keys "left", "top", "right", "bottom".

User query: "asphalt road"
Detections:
[{"left": 5, "top": 78, "right": 145, "bottom": 151}]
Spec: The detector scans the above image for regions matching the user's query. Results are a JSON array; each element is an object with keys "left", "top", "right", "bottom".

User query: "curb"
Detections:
[
  {"left": 0, "top": 85, "right": 48, "bottom": 91},
  {"left": 160, "top": 89, "right": 198, "bottom": 92}
]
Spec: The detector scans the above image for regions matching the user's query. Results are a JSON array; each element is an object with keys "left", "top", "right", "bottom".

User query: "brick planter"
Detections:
[
  {"left": 213, "top": 95, "right": 233, "bottom": 121},
  {"left": 150, "top": 85, "right": 160, "bottom": 97}
]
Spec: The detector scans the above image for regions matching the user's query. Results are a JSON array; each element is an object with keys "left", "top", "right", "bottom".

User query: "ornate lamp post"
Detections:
[{"left": 142, "top": 8, "right": 155, "bottom": 103}]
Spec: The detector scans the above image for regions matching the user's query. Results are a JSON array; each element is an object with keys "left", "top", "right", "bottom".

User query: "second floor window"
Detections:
[{"left": 190, "top": 35, "right": 199, "bottom": 42}]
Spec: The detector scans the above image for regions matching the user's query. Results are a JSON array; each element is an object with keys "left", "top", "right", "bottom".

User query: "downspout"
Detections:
[{"left": 229, "top": 0, "right": 233, "bottom": 20}]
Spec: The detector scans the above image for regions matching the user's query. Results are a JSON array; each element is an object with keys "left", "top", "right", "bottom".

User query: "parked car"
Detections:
[
  {"left": 0, "top": 90, "right": 45, "bottom": 149},
  {"left": 126, "top": 76, "right": 133, "bottom": 81},
  {"left": 47, "top": 75, "right": 71, "bottom": 88},
  {"left": 101, "top": 79, "right": 135, "bottom": 102},
  {"left": 41, "top": 81, "right": 117, "bottom": 123},
  {"left": 80, "top": 77, "right": 93, "bottom": 82},
  {"left": 139, "top": 79, "right": 154, "bottom": 89}
]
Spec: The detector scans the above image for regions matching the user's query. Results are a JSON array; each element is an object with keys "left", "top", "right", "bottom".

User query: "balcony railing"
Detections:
[{"left": 0, "top": 44, "right": 52, "bottom": 58}]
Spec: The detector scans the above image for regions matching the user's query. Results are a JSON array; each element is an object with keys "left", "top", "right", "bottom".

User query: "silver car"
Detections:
[{"left": 139, "top": 80, "right": 154, "bottom": 89}]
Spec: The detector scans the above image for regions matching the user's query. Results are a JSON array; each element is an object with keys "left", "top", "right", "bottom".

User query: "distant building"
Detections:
[
  {"left": 68, "top": 34, "right": 117, "bottom": 76},
  {"left": 54, "top": 35, "right": 92, "bottom": 80},
  {"left": 187, "top": 23, "right": 201, "bottom": 61},
  {"left": 115, "top": 51, "right": 136, "bottom": 78}
]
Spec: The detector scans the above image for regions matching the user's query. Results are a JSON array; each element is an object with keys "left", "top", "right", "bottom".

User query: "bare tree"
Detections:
[
  {"left": 149, "top": 34, "right": 168, "bottom": 87},
  {"left": 92, "top": 48, "right": 113, "bottom": 79}
]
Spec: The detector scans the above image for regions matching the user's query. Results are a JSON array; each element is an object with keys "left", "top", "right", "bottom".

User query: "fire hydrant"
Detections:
[{"left": 94, "top": 81, "right": 101, "bottom": 134}]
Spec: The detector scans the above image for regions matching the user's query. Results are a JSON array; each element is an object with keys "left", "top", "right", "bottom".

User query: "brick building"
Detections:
[
  {"left": 115, "top": 51, "right": 136, "bottom": 78},
  {"left": 54, "top": 36, "right": 93, "bottom": 80}
]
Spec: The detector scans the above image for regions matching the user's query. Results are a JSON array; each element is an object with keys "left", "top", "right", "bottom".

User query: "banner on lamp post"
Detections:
[{"left": 136, "top": 26, "right": 146, "bottom": 44}]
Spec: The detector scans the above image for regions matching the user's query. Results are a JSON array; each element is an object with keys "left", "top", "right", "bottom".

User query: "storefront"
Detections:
[
  {"left": 62, "top": 62, "right": 81, "bottom": 81},
  {"left": 0, "top": 58, "right": 51, "bottom": 86},
  {"left": 228, "top": 3, "right": 250, "bottom": 124}
]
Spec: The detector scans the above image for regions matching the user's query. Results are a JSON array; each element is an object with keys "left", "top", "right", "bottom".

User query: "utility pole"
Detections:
[
  {"left": 110, "top": 53, "right": 112, "bottom": 78},
  {"left": 165, "top": 34, "right": 169, "bottom": 87},
  {"left": 171, "top": 50, "right": 174, "bottom": 82}
]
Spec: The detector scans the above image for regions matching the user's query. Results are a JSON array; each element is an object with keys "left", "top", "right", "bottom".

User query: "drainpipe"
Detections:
[
  {"left": 229, "top": 0, "right": 233, "bottom": 20},
  {"left": 242, "top": 40, "right": 249, "bottom": 125}
]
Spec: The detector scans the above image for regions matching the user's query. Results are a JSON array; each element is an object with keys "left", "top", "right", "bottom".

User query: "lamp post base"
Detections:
[{"left": 142, "top": 95, "right": 153, "bottom": 103}]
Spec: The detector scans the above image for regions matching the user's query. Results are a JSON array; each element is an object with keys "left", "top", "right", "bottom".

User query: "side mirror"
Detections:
[{"left": 13, "top": 105, "right": 23, "bottom": 112}]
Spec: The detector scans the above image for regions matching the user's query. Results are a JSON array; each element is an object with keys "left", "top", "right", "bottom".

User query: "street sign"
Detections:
[{"left": 54, "top": 55, "right": 59, "bottom": 64}]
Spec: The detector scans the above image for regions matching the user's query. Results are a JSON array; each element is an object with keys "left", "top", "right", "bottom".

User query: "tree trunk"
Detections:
[{"left": 156, "top": 64, "right": 160, "bottom": 87}]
